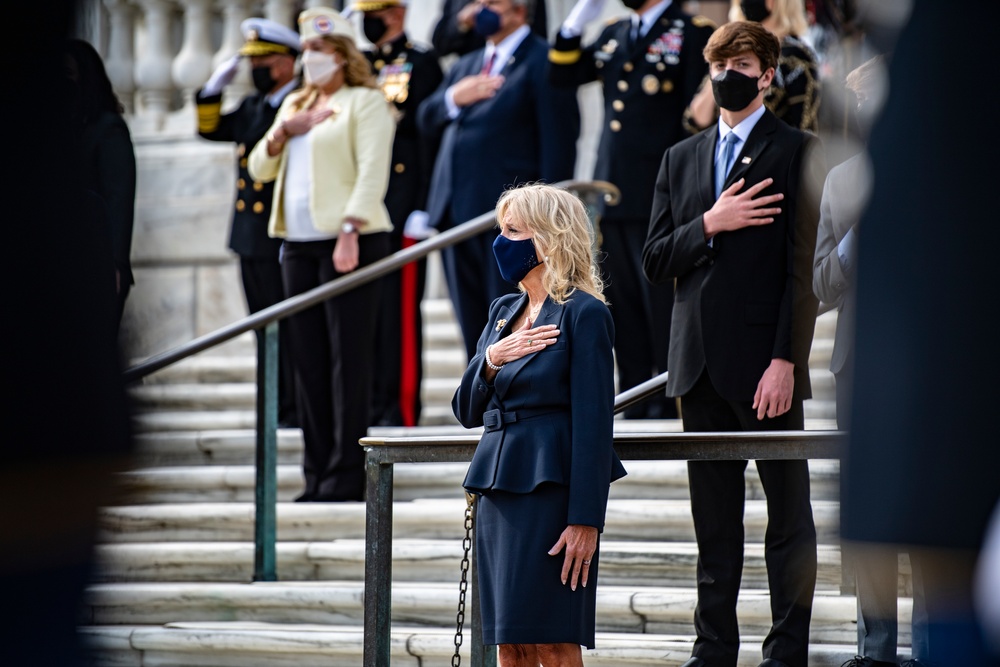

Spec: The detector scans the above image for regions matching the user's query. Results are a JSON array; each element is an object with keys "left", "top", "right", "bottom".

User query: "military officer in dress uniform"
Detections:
[
  {"left": 195, "top": 18, "right": 301, "bottom": 426},
  {"left": 354, "top": 0, "right": 444, "bottom": 426},
  {"left": 549, "top": 0, "right": 714, "bottom": 418}
]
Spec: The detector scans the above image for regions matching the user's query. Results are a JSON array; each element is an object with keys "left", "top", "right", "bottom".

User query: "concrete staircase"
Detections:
[{"left": 80, "top": 302, "right": 916, "bottom": 666}]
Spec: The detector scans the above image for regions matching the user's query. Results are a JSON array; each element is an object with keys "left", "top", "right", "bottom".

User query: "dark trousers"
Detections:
[
  {"left": 280, "top": 234, "right": 388, "bottom": 500},
  {"left": 440, "top": 223, "right": 515, "bottom": 361},
  {"left": 371, "top": 235, "right": 426, "bottom": 426},
  {"left": 600, "top": 217, "right": 677, "bottom": 418},
  {"left": 681, "top": 370, "right": 817, "bottom": 667},
  {"left": 240, "top": 255, "right": 297, "bottom": 425}
]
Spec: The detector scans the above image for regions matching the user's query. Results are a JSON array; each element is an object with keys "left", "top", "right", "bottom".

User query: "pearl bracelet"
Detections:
[{"left": 484, "top": 345, "right": 504, "bottom": 371}]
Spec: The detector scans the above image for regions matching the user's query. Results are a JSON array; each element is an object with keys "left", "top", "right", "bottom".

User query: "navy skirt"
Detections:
[{"left": 475, "top": 482, "right": 600, "bottom": 648}]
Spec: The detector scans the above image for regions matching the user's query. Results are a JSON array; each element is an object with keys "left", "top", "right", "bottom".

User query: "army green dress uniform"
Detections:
[
  {"left": 362, "top": 24, "right": 444, "bottom": 426},
  {"left": 195, "top": 22, "right": 301, "bottom": 425},
  {"left": 549, "top": 3, "right": 714, "bottom": 418}
]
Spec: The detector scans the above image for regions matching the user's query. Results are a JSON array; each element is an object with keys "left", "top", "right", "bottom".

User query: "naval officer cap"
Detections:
[
  {"left": 239, "top": 18, "right": 300, "bottom": 57},
  {"left": 298, "top": 7, "right": 358, "bottom": 42}
]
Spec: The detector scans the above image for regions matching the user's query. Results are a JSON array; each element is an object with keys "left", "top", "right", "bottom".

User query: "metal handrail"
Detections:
[
  {"left": 122, "top": 179, "right": 621, "bottom": 383},
  {"left": 360, "top": 425, "right": 844, "bottom": 667}
]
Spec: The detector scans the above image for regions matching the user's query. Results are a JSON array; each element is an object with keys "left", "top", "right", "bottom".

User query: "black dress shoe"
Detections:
[
  {"left": 293, "top": 491, "right": 315, "bottom": 502},
  {"left": 840, "top": 657, "right": 896, "bottom": 667},
  {"left": 679, "top": 659, "right": 706, "bottom": 667},
  {"left": 759, "top": 660, "right": 792, "bottom": 667}
]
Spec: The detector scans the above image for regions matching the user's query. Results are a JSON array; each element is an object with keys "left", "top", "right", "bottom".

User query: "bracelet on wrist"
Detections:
[{"left": 484, "top": 345, "right": 504, "bottom": 371}]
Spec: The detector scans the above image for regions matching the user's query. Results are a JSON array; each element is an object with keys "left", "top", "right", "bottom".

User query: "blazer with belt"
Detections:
[
  {"left": 417, "top": 34, "right": 580, "bottom": 230},
  {"left": 453, "top": 292, "right": 627, "bottom": 530},
  {"left": 248, "top": 85, "right": 395, "bottom": 238},
  {"left": 642, "top": 109, "right": 823, "bottom": 402}
]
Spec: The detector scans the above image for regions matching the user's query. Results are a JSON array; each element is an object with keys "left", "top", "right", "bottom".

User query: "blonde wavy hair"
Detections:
[
  {"left": 289, "top": 34, "right": 376, "bottom": 112},
  {"left": 729, "top": 0, "right": 809, "bottom": 38},
  {"left": 495, "top": 184, "right": 605, "bottom": 305}
]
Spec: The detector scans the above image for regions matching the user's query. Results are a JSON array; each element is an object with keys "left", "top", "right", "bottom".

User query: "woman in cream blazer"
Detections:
[{"left": 249, "top": 7, "right": 394, "bottom": 502}]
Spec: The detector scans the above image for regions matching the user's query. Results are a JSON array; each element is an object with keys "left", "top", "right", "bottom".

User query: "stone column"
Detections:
[
  {"left": 218, "top": 0, "right": 253, "bottom": 104},
  {"left": 263, "top": 0, "right": 298, "bottom": 30},
  {"left": 103, "top": 0, "right": 137, "bottom": 113},
  {"left": 172, "top": 0, "right": 216, "bottom": 102},
  {"left": 134, "top": 0, "right": 176, "bottom": 128}
]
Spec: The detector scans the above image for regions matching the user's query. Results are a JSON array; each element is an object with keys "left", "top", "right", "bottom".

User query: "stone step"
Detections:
[
  {"left": 116, "top": 458, "right": 841, "bottom": 503},
  {"left": 132, "top": 429, "right": 306, "bottom": 466},
  {"left": 81, "top": 581, "right": 914, "bottom": 645},
  {"left": 80, "top": 623, "right": 864, "bottom": 667},
  {"left": 93, "top": 539, "right": 851, "bottom": 591},
  {"left": 130, "top": 368, "right": 838, "bottom": 413},
  {"left": 137, "top": 345, "right": 468, "bottom": 388},
  {"left": 132, "top": 410, "right": 257, "bottom": 433},
  {"left": 97, "top": 498, "right": 841, "bottom": 544}
]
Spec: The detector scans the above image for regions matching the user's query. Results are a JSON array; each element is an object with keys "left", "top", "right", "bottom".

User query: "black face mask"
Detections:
[
  {"left": 363, "top": 16, "right": 388, "bottom": 44},
  {"left": 621, "top": 0, "right": 646, "bottom": 10},
  {"left": 740, "top": 0, "right": 771, "bottom": 22},
  {"left": 711, "top": 69, "right": 764, "bottom": 111},
  {"left": 251, "top": 65, "right": 276, "bottom": 94}
]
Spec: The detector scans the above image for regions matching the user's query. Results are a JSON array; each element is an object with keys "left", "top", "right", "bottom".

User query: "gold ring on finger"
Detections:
[{"left": 528, "top": 339, "right": 533, "bottom": 345}]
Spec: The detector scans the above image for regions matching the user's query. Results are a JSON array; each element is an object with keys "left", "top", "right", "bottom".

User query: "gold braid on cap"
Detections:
[
  {"left": 239, "top": 41, "right": 295, "bottom": 57},
  {"left": 353, "top": 0, "right": 402, "bottom": 10}
]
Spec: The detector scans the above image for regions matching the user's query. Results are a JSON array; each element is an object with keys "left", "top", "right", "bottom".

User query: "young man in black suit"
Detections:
[{"left": 642, "top": 21, "right": 823, "bottom": 667}]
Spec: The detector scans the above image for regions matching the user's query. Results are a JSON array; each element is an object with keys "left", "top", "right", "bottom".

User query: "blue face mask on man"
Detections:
[
  {"left": 492, "top": 234, "right": 541, "bottom": 284},
  {"left": 474, "top": 6, "right": 502, "bottom": 38}
]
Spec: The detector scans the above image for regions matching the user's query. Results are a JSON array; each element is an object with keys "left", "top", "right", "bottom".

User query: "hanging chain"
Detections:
[{"left": 452, "top": 492, "right": 475, "bottom": 667}]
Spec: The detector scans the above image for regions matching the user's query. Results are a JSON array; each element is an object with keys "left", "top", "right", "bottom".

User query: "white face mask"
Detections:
[{"left": 301, "top": 50, "right": 340, "bottom": 86}]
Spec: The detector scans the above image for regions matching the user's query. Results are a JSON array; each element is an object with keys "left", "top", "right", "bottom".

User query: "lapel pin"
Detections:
[
  {"left": 741, "top": 156, "right": 752, "bottom": 164},
  {"left": 495, "top": 319, "right": 507, "bottom": 332}
]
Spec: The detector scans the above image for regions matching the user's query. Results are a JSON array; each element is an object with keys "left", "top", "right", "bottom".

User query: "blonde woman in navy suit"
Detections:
[{"left": 453, "top": 184, "right": 627, "bottom": 666}]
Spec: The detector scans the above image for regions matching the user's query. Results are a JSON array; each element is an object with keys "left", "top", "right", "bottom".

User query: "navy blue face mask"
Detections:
[
  {"left": 492, "top": 234, "right": 541, "bottom": 284},
  {"left": 474, "top": 7, "right": 502, "bottom": 38}
]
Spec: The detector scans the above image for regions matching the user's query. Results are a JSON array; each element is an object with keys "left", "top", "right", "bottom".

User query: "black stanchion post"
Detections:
[
  {"left": 364, "top": 451, "right": 394, "bottom": 666},
  {"left": 253, "top": 321, "right": 279, "bottom": 581}
]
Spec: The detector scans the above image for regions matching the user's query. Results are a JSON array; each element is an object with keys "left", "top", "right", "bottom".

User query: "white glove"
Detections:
[
  {"left": 562, "top": 0, "right": 607, "bottom": 37},
  {"left": 403, "top": 210, "right": 434, "bottom": 240},
  {"left": 203, "top": 55, "right": 242, "bottom": 96}
]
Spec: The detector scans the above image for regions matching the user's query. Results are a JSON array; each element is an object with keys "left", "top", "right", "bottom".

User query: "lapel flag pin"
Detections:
[
  {"left": 741, "top": 156, "right": 752, "bottom": 164},
  {"left": 495, "top": 319, "right": 507, "bottom": 332}
]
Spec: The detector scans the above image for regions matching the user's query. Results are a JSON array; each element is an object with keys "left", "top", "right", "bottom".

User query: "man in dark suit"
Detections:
[
  {"left": 642, "top": 21, "right": 823, "bottom": 667},
  {"left": 549, "top": 0, "right": 714, "bottom": 418},
  {"left": 195, "top": 18, "right": 300, "bottom": 426},
  {"left": 417, "top": 0, "right": 579, "bottom": 360},
  {"left": 355, "top": 0, "right": 444, "bottom": 426},
  {"left": 431, "top": 0, "right": 547, "bottom": 58}
]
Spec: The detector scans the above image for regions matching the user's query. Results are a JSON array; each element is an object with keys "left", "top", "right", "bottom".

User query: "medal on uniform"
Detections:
[
  {"left": 378, "top": 62, "right": 413, "bottom": 104},
  {"left": 642, "top": 74, "right": 659, "bottom": 95},
  {"left": 602, "top": 39, "right": 617, "bottom": 53}
]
